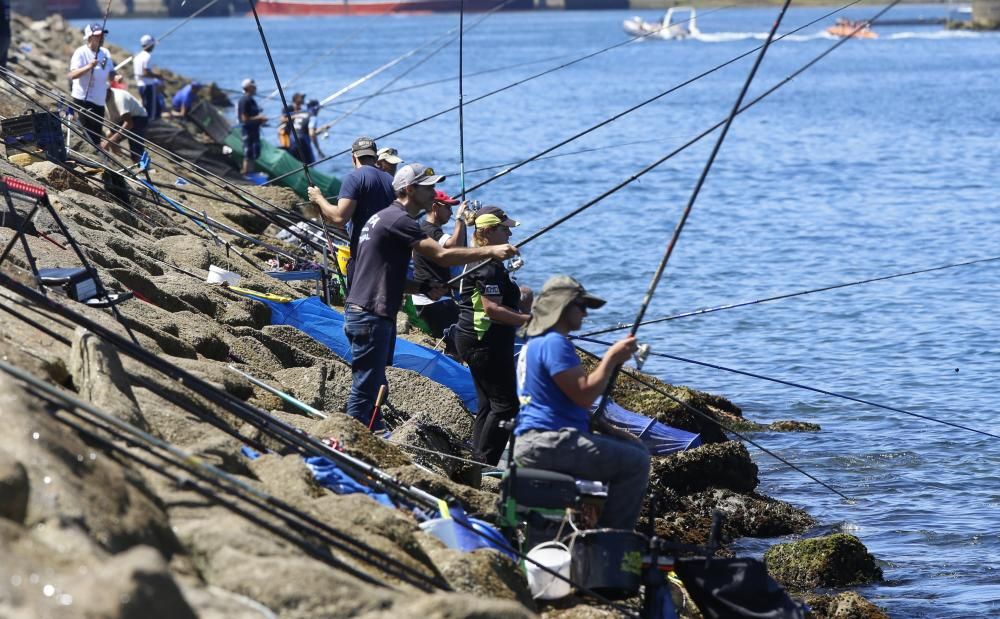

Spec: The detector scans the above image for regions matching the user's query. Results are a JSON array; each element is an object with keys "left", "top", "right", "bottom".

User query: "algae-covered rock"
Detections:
[
  {"left": 804, "top": 591, "right": 889, "bottom": 619},
  {"left": 764, "top": 533, "right": 883, "bottom": 589},
  {"left": 650, "top": 440, "right": 758, "bottom": 495},
  {"left": 653, "top": 488, "right": 815, "bottom": 544}
]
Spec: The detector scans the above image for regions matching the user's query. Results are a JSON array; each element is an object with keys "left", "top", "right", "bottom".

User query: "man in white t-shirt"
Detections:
[
  {"left": 67, "top": 22, "right": 113, "bottom": 148},
  {"left": 104, "top": 85, "right": 148, "bottom": 163},
  {"left": 133, "top": 34, "right": 162, "bottom": 120}
]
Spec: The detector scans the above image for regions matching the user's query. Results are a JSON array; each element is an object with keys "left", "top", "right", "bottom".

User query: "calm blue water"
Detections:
[{"left": 92, "top": 6, "right": 1000, "bottom": 616}]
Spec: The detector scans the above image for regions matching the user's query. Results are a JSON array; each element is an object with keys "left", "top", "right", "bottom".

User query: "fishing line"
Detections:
[
  {"left": 264, "top": 4, "right": 732, "bottom": 186},
  {"left": 445, "top": 0, "right": 900, "bottom": 287},
  {"left": 593, "top": 0, "right": 794, "bottom": 424},
  {"left": 573, "top": 345, "right": 851, "bottom": 501},
  {"left": 576, "top": 336, "right": 1000, "bottom": 442},
  {"left": 115, "top": 0, "right": 227, "bottom": 71},
  {"left": 581, "top": 254, "right": 1000, "bottom": 338},
  {"left": 458, "top": 0, "right": 467, "bottom": 199},
  {"left": 80, "top": 0, "right": 115, "bottom": 105},
  {"left": 304, "top": 0, "right": 516, "bottom": 151}
]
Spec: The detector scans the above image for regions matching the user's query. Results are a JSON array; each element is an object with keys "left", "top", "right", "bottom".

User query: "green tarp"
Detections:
[{"left": 224, "top": 128, "right": 341, "bottom": 199}]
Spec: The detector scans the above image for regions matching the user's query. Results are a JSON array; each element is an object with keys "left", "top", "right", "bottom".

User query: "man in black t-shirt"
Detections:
[
  {"left": 342, "top": 163, "right": 518, "bottom": 431},
  {"left": 411, "top": 190, "right": 468, "bottom": 338},
  {"left": 307, "top": 136, "right": 394, "bottom": 286},
  {"left": 237, "top": 78, "right": 267, "bottom": 176}
]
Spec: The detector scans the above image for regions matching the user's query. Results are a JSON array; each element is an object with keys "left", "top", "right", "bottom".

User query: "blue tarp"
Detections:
[
  {"left": 262, "top": 297, "right": 478, "bottom": 411},
  {"left": 242, "top": 447, "right": 395, "bottom": 507},
  {"left": 601, "top": 400, "right": 702, "bottom": 455}
]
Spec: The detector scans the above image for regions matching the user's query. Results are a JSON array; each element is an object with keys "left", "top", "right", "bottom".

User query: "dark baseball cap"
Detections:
[{"left": 351, "top": 137, "right": 377, "bottom": 158}]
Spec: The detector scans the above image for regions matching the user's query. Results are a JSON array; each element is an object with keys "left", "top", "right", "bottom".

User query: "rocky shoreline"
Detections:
[{"left": 1, "top": 14, "right": 889, "bottom": 619}]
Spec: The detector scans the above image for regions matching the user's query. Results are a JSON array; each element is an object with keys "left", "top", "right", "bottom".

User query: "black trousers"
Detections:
[
  {"left": 415, "top": 298, "right": 459, "bottom": 338},
  {"left": 457, "top": 336, "right": 518, "bottom": 466},
  {"left": 73, "top": 99, "right": 105, "bottom": 149}
]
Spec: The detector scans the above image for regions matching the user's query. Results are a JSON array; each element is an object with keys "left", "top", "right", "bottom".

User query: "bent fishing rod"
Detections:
[
  {"left": 445, "top": 0, "right": 901, "bottom": 288},
  {"left": 592, "top": 0, "right": 794, "bottom": 426},
  {"left": 115, "top": 0, "right": 227, "bottom": 71},
  {"left": 0, "top": 359, "right": 448, "bottom": 592},
  {"left": 0, "top": 282, "right": 639, "bottom": 616},
  {"left": 572, "top": 345, "right": 850, "bottom": 501},
  {"left": 265, "top": 4, "right": 731, "bottom": 187},
  {"left": 576, "top": 336, "right": 1000, "bottom": 443},
  {"left": 581, "top": 254, "right": 1000, "bottom": 338}
]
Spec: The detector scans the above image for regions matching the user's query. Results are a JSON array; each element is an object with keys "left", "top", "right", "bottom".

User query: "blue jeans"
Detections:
[
  {"left": 138, "top": 84, "right": 159, "bottom": 120},
  {"left": 344, "top": 307, "right": 395, "bottom": 430}
]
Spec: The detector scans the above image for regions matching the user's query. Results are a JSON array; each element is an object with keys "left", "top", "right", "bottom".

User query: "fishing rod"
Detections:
[
  {"left": 264, "top": 4, "right": 732, "bottom": 187},
  {"left": 445, "top": 0, "right": 897, "bottom": 288},
  {"left": 458, "top": 0, "right": 467, "bottom": 200},
  {"left": 581, "top": 254, "right": 1000, "bottom": 338},
  {"left": 572, "top": 345, "right": 850, "bottom": 501},
  {"left": 575, "top": 336, "right": 1000, "bottom": 442},
  {"left": 0, "top": 359, "right": 449, "bottom": 592},
  {"left": 593, "top": 0, "right": 793, "bottom": 424},
  {"left": 246, "top": 0, "right": 336, "bottom": 302},
  {"left": 80, "top": 0, "right": 114, "bottom": 105},
  {"left": 115, "top": 0, "right": 226, "bottom": 71}
]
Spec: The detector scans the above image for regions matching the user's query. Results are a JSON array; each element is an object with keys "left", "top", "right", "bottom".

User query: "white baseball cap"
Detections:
[{"left": 140, "top": 34, "right": 155, "bottom": 48}]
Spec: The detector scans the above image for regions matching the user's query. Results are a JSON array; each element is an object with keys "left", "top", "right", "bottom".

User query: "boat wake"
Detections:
[
  {"left": 691, "top": 31, "right": 831, "bottom": 43},
  {"left": 886, "top": 30, "right": 991, "bottom": 39}
]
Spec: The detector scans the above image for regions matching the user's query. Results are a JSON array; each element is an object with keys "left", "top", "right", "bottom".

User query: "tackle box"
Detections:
[{"left": 1, "top": 111, "right": 66, "bottom": 163}]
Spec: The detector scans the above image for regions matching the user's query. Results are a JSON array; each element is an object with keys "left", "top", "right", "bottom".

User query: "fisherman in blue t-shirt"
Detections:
[
  {"left": 342, "top": 163, "right": 518, "bottom": 431},
  {"left": 515, "top": 275, "right": 650, "bottom": 531}
]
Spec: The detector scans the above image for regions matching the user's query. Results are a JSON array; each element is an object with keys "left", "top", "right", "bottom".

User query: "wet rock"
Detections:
[
  {"left": 650, "top": 440, "right": 758, "bottom": 495},
  {"left": 768, "top": 420, "right": 821, "bottom": 432},
  {"left": 68, "top": 545, "right": 197, "bottom": 619},
  {"left": 654, "top": 488, "right": 815, "bottom": 543},
  {"left": 0, "top": 451, "right": 29, "bottom": 524},
  {"left": 764, "top": 533, "right": 883, "bottom": 590},
  {"left": 804, "top": 591, "right": 889, "bottom": 619},
  {"left": 69, "top": 327, "right": 148, "bottom": 431}
]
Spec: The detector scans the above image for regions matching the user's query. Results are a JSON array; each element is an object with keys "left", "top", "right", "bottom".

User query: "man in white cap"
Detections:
[
  {"left": 376, "top": 146, "right": 402, "bottom": 176},
  {"left": 237, "top": 78, "right": 266, "bottom": 176},
  {"left": 341, "top": 163, "right": 518, "bottom": 431},
  {"left": 306, "top": 136, "right": 394, "bottom": 285},
  {"left": 133, "top": 34, "right": 162, "bottom": 120},
  {"left": 68, "top": 23, "right": 114, "bottom": 148},
  {"left": 514, "top": 274, "right": 649, "bottom": 531}
]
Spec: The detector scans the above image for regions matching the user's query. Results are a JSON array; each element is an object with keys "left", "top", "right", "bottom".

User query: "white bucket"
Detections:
[
  {"left": 525, "top": 541, "right": 572, "bottom": 600},
  {"left": 206, "top": 265, "right": 240, "bottom": 286}
]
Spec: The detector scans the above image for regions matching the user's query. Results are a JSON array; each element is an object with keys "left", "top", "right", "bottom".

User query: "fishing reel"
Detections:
[
  {"left": 461, "top": 200, "right": 483, "bottom": 225},
  {"left": 633, "top": 343, "right": 651, "bottom": 370},
  {"left": 508, "top": 256, "right": 525, "bottom": 272}
]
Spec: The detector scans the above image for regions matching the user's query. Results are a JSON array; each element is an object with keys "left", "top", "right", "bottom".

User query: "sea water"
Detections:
[{"left": 91, "top": 5, "right": 999, "bottom": 615}]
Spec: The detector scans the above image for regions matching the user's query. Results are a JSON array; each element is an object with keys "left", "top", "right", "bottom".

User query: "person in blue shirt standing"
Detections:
[{"left": 515, "top": 274, "right": 650, "bottom": 531}]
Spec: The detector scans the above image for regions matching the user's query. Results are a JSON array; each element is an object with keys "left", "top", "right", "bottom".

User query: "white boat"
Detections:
[{"left": 623, "top": 7, "right": 700, "bottom": 41}]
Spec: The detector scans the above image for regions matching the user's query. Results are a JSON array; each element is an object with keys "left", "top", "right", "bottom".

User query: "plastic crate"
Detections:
[{"left": 1, "top": 111, "right": 66, "bottom": 162}]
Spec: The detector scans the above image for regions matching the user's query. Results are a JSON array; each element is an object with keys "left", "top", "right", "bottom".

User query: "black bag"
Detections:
[{"left": 674, "top": 557, "right": 808, "bottom": 619}]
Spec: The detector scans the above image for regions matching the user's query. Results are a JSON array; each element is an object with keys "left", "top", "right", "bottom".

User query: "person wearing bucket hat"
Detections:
[
  {"left": 307, "top": 136, "right": 394, "bottom": 285},
  {"left": 514, "top": 275, "right": 650, "bottom": 530},
  {"left": 68, "top": 23, "right": 114, "bottom": 148},
  {"left": 410, "top": 190, "right": 468, "bottom": 340},
  {"left": 133, "top": 34, "right": 163, "bottom": 120},
  {"left": 453, "top": 205, "right": 531, "bottom": 465},
  {"left": 341, "top": 163, "right": 518, "bottom": 431},
  {"left": 376, "top": 147, "right": 403, "bottom": 176}
]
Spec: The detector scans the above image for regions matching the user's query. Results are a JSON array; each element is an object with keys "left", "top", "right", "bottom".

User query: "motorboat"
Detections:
[
  {"left": 623, "top": 6, "right": 700, "bottom": 41},
  {"left": 826, "top": 18, "right": 879, "bottom": 39}
]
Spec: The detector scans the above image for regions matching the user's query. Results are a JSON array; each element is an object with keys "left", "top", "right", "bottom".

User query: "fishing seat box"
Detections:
[{"left": 1, "top": 111, "right": 67, "bottom": 163}]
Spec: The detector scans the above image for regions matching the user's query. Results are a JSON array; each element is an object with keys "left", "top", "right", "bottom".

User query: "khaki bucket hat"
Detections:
[{"left": 524, "top": 275, "right": 606, "bottom": 337}]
